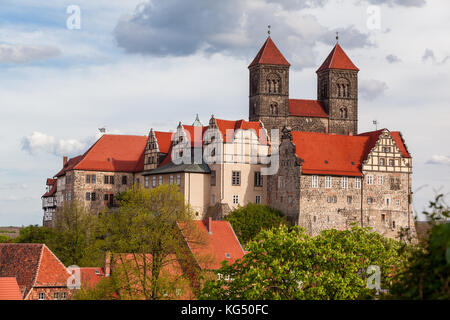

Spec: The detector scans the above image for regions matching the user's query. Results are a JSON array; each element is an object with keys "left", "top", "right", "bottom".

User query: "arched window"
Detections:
[
  {"left": 336, "top": 78, "right": 350, "bottom": 97},
  {"left": 266, "top": 73, "right": 281, "bottom": 94},
  {"left": 340, "top": 107, "right": 348, "bottom": 119},
  {"left": 270, "top": 102, "right": 279, "bottom": 115}
]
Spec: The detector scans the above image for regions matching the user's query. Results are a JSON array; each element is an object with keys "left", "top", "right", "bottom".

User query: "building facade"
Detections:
[{"left": 41, "top": 36, "right": 415, "bottom": 240}]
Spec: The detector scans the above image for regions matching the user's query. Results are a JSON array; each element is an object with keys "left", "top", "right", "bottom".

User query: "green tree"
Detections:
[
  {"left": 0, "top": 234, "right": 10, "bottom": 243},
  {"left": 99, "top": 184, "right": 205, "bottom": 300},
  {"left": 199, "top": 225, "right": 402, "bottom": 300},
  {"left": 225, "top": 203, "right": 290, "bottom": 245},
  {"left": 52, "top": 201, "right": 102, "bottom": 267},
  {"left": 388, "top": 194, "right": 450, "bottom": 299},
  {"left": 15, "top": 225, "right": 57, "bottom": 244}
]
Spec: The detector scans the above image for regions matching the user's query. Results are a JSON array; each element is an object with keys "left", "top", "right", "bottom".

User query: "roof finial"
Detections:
[
  {"left": 336, "top": 31, "right": 339, "bottom": 43},
  {"left": 267, "top": 25, "right": 271, "bottom": 36}
]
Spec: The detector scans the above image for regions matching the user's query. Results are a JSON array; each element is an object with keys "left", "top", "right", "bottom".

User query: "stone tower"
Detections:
[
  {"left": 316, "top": 43, "right": 359, "bottom": 135},
  {"left": 248, "top": 36, "right": 290, "bottom": 132}
]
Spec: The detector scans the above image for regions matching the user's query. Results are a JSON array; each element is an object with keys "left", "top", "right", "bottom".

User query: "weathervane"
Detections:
[
  {"left": 373, "top": 120, "right": 378, "bottom": 130},
  {"left": 336, "top": 31, "right": 339, "bottom": 43},
  {"left": 268, "top": 25, "right": 271, "bottom": 36}
]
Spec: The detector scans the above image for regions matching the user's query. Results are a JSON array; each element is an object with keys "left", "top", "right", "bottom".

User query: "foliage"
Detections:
[
  {"left": 98, "top": 184, "right": 205, "bottom": 300},
  {"left": 199, "top": 225, "right": 403, "bottom": 300},
  {"left": 388, "top": 194, "right": 450, "bottom": 299},
  {"left": 72, "top": 277, "right": 119, "bottom": 300},
  {"left": 15, "top": 224, "right": 57, "bottom": 244},
  {"left": 225, "top": 203, "right": 290, "bottom": 245},
  {"left": 0, "top": 234, "right": 10, "bottom": 243}
]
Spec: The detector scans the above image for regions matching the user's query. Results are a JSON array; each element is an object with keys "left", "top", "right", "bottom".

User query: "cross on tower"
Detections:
[
  {"left": 336, "top": 32, "right": 339, "bottom": 43},
  {"left": 268, "top": 25, "right": 271, "bottom": 36}
]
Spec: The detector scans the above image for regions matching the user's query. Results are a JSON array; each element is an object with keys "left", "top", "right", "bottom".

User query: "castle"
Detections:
[{"left": 42, "top": 36, "right": 416, "bottom": 240}]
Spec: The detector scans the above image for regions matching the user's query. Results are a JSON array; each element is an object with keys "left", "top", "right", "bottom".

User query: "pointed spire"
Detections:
[
  {"left": 192, "top": 114, "right": 202, "bottom": 126},
  {"left": 249, "top": 36, "right": 290, "bottom": 68},
  {"left": 316, "top": 43, "right": 359, "bottom": 73}
]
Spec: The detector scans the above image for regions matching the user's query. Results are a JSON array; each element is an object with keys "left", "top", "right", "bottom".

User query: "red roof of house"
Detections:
[
  {"left": 249, "top": 37, "right": 290, "bottom": 68},
  {"left": 72, "top": 134, "right": 148, "bottom": 173},
  {"left": 291, "top": 129, "right": 411, "bottom": 176},
  {"left": 215, "top": 119, "right": 268, "bottom": 144},
  {"left": 79, "top": 267, "right": 104, "bottom": 289},
  {"left": 55, "top": 155, "right": 83, "bottom": 177},
  {"left": 182, "top": 125, "right": 209, "bottom": 147},
  {"left": 178, "top": 220, "right": 245, "bottom": 270},
  {"left": 154, "top": 131, "right": 173, "bottom": 154},
  {"left": 0, "top": 244, "right": 70, "bottom": 298},
  {"left": 0, "top": 277, "right": 23, "bottom": 300},
  {"left": 316, "top": 44, "right": 359, "bottom": 73},
  {"left": 289, "top": 99, "right": 329, "bottom": 118},
  {"left": 42, "top": 178, "right": 57, "bottom": 198}
]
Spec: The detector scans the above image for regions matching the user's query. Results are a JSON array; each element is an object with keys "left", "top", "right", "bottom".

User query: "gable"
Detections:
[{"left": 34, "top": 245, "right": 71, "bottom": 287}]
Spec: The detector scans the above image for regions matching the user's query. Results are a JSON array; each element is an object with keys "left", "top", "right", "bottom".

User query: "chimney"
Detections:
[
  {"left": 206, "top": 217, "right": 213, "bottom": 234},
  {"left": 349, "top": 131, "right": 354, "bottom": 136},
  {"left": 63, "top": 156, "right": 68, "bottom": 166},
  {"left": 104, "top": 252, "right": 111, "bottom": 277}
]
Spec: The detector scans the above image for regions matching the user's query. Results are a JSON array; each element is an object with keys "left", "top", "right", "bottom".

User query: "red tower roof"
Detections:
[
  {"left": 316, "top": 43, "right": 359, "bottom": 73},
  {"left": 249, "top": 37, "right": 290, "bottom": 68}
]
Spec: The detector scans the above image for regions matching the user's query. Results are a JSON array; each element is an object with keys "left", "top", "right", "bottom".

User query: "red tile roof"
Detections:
[
  {"left": 249, "top": 37, "right": 290, "bottom": 68},
  {"left": 55, "top": 155, "right": 83, "bottom": 177},
  {"left": 289, "top": 99, "right": 329, "bottom": 118},
  {"left": 215, "top": 119, "right": 268, "bottom": 144},
  {"left": 0, "top": 277, "right": 23, "bottom": 300},
  {"left": 292, "top": 131, "right": 366, "bottom": 176},
  {"left": 42, "top": 178, "right": 57, "bottom": 198},
  {"left": 79, "top": 267, "right": 104, "bottom": 289},
  {"left": 154, "top": 131, "right": 173, "bottom": 154},
  {"left": 73, "top": 134, "right": 148, "bottom": 173},
  {"left": 178, "top": 220, "right": 245, "bottom": 270},
  {"left": 291, "top": 129, "right": 411, "bottom": 176},
  {"left": 182, "top": 125, "right": 209, "bottom": 147},
  {"left": 0, "top": 244, "right": 70, "bottom": 298},
  {"left": 316, "top": 44, "right": 359, "bottom": 73}
]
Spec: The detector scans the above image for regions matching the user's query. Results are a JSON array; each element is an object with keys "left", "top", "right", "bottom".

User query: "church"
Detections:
[{"left": 41, "top": 35, "right": 416, "bottom": 240}]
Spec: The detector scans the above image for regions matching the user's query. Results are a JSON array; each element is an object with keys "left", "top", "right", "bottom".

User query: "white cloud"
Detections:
[
  {"left": 21, "top": 132, "right": 87, "bottom": 157},
  {"left": 427, "top": 155, "right": 450, "bottom": 166},
  {"left": 422, "top": 48, "right": 450, "bottom": 65},
  {"left": 0, "top": 44, "right": 61, "bottom": 64},
  {"left": 359, "top": 79, "right": 388, "bottom": 100}
]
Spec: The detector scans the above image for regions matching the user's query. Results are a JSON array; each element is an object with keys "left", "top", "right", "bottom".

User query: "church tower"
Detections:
[
  {"left": 316, "top": 43, "right": 359, "bottom": 135},
  {"left": 248, "top": 36, "right": 290, "bottom": 132}
]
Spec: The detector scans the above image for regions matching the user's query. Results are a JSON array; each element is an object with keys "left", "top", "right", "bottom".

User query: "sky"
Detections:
[{"left": 0, "top": 0, "right": 449, "bottom": 226}]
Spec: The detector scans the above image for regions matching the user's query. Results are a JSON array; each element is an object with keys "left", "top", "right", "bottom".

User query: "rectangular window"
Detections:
[
  {"left": 159, "top": 176, "right": 163, "bottom": 185},
  {"left": 169, "top": 175, "right": 174, "bottom": 185},
  {"left": 342, "top": 177, "right": 348, "bottom": 189},
  {"left": 232, "top": 171, "right": 241, "bottom": 186},
  {"left": 152, "top": 176, "right": 156, "bottom": 187},
  {"left": 177, "top": 174, "right": 181, "bottom": 186},
  {"left": 366, "top": 175, "right": 373, "bottom": 185},
  {"left": 211, "top": 194, "right": 215, "bottom": 205},
  {"left": 381, "top": 214, "right": 386, "bottom": 222},
  {"left": 378, "top": 176, "right": 383, "bottom": 185},
  {"left": 379, "top": 158, "right": 385, "bottom": 166},
  {"left": 386, "top": 198, "right": 390, "bottom": 206},
  {"left": 347, "top": 196, "right": 352, "bottom": 204},
  {"left": 392, "top": 221, "right": 396, "bottom": 228},
  {"left": 355, "top": 177, "right": 361, "bottom": 189},
  {"left": 86, "top": 175, "right": 91, "bottom": 184},
  {"left": 85, "top": 192, "right": 91, "bottom": 201},
  {"left": 122, "top": 176, "right": 127, "bottom": 185},
  {"left": 38, "top": 292, "right": 46, "bottom": 300},
  {"left": 104, "top": 175, "right": 108, "bottom": 184},
  {"left": 396, "top": 199, "right": 400, "bottom": 206},
  {"left": 233, "top": 195, "right": 239, "bottom": 204},
  {"left": 382, "top": 147, "right": 391, "bottom": 153},
  {"left": 144, "top": 176, "right": 149, "bottom": 188},
  {"left": 210, "top": 170, "right": 216, "bottom": 186},
  {"left": 256, "top": 195, "right": 261, "bottom": 204},
  {"left": 278, "top": 176, "right": 283, "bottom": 189},
  {"left": 54, "top": 292, "right": 59, "bottom": 300},
  {"left": 367, "top": 197, "right": 374, "bottom": 205},
  {"left": 325, "top": 176, "right": 331, "bottom": 188},
  {"left": 91, "top": 192, "right": 96, "bottom": 201},
  {"left": 327, "top": 196, "right": 337, "bottom": 203},
  {"left": 312, "top": 175, "right": 318, "bottom": 188},
  {"left": 389, "top": 159, "right": 394, "bottom": 166},
  {"left": 104, "top": 194, "right": 109, "bottom": 201},
  {"left": 110, "top": 176, "right": 114, "bottom": 184},
  {"left": 61, "top": 292, "right": 67, "bottom": 300},
  {"left": 254, "top": 171, "right": 263, "bottom": 187}
]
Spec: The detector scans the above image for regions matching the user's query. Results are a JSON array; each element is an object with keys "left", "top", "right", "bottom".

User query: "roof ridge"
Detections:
[{"left": 25, "top": 244, "right": 44, "bottom": 299}]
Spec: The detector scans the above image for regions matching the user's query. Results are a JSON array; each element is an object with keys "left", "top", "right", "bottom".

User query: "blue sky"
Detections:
[{"left": 0, "top": 0, "right": 449, "bottom": 226}]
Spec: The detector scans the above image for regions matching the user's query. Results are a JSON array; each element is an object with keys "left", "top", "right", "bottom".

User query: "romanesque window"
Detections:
[
  {"left": 266, "top": 73, "right": 281, "bottom": 93},
  {"left": 336, "top": 78, "right": 350, "bottom": 97},
  {"left": 270, "top": 102, "right": 279, "bottom": 115},
  {"left": 339, "top": 107, "right": 348, "bottom": 119}
]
